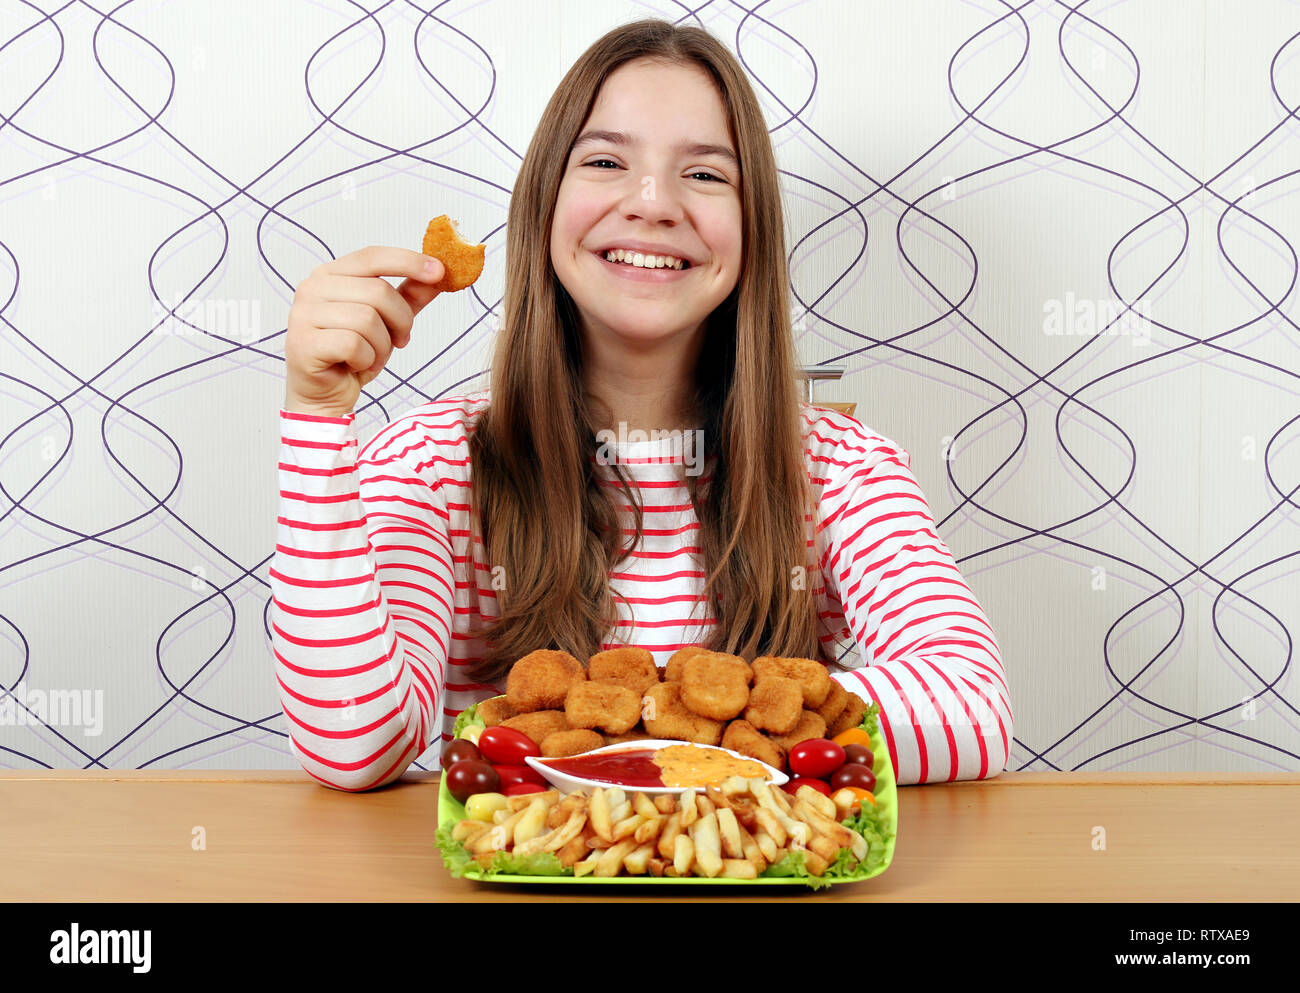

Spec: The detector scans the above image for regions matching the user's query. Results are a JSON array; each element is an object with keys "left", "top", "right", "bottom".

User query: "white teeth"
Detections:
[{"left": 602, "top": 249, "right": 686, "bottom": 270}]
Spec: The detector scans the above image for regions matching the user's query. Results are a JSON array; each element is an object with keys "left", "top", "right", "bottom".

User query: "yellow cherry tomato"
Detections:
[
  {"left": 459, "top": 724, "right": 484, "bottom": 746},
  {"left": 464, "top": 792, "right": 508, "bottom": 822},
  {"left": 832, "top": 727, "right": 872, "bottom": 749},
  {"left": 847, "top": 787, "right": 876, "bottom": 809}
]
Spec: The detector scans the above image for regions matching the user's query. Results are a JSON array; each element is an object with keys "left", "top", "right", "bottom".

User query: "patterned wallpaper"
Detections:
[{"left": 2, "top": 0, "right": 1297, "bottom": 776}]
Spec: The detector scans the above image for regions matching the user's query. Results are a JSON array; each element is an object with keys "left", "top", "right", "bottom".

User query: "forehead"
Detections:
[{"left": 583, "top": 59, "right": 732, "bottom": 142}]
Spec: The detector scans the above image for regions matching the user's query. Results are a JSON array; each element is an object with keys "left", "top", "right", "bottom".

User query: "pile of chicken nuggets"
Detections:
[{"left": 476, "top": 645, "right": 869, "bottom": 773}]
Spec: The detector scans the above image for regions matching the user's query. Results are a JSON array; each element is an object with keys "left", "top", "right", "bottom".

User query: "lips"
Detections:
[
  {"left": 595, "top": 244, "right": 696, "bottom": 267},
  {"left": 593, "top": 251, "right": 693, "bottom": 279}
]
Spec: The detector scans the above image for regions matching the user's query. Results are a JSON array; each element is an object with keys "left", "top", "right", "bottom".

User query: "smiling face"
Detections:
[{"left": 550, "top": 58, "right": 743, "bottom": 362}]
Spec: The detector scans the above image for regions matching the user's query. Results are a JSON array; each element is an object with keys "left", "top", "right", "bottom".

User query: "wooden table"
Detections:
[{"left": 1, "top": 770, "right": 1296, "bottom": 901}]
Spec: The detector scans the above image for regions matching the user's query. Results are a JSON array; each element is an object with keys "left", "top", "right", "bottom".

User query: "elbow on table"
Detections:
[
  {"left": 968, "top": 711, "right": 1014, "bottom": 782},
  {"left": 289, "top": 735, "right": 420, "bottom": 793}
]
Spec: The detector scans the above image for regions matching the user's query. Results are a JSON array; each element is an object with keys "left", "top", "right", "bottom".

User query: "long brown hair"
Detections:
[{"left": 466, "top": 17, "right": 819, "bottom": 682}]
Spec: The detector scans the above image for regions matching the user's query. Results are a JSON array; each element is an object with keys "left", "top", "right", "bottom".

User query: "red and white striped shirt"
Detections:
[{"left": 270, "top": 391, "right": 1013, "bottom": 791}]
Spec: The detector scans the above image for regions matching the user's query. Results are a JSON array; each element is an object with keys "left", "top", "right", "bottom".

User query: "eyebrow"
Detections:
[{"left": 571, "top": 129, "right": 740, "bottom": 170}]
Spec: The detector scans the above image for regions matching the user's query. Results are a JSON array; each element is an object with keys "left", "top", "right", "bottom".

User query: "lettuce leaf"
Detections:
[
  {"left": 435, "top": 820, "right": 477, "bottom": 878},
  {"left": 435, "top": 820, "right": 572, "bottom": 879},
  {"left": 452, "top": 702, "right": 482, "bottom": 739}
]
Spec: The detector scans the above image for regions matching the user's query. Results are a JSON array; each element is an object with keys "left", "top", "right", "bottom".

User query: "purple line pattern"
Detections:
[{"left": 1, "top": 0, "right": 1297, "bottom": 776}]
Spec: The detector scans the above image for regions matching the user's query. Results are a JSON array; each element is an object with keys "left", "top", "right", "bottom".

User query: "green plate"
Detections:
[{"left": 436, "top": 697, "right": 898, "bottom": 889}]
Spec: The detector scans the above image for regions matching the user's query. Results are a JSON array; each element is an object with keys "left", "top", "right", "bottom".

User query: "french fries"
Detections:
[{"left": 450, "top": 778, "right": 872, "bottom": 880}]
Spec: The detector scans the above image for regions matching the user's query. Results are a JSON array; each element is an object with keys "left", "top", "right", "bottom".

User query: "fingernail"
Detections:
[{"left": 423, "top": 257, "right": 439, "bottom": 276}]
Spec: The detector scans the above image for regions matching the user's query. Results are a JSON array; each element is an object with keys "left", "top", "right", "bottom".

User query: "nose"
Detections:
[{"left": 619, "top": 168, "right": 685, "bottom": 224}]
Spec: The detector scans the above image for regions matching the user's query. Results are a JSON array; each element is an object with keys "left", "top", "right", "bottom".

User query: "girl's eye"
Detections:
[{"left": 584, "top": 160, "right": 724, "bottom": 182}]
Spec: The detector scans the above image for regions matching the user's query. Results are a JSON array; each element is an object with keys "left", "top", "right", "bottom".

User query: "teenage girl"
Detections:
[{"left": 272, "top": 19, "right": 1013, "bottom": 791}]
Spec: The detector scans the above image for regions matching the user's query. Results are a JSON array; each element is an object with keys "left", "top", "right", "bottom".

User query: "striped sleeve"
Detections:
[
  {"left": 817, "top": 436, "right": 1014, "bottom": 785},
  {"left": 268, "top": 408, "right": 452, "bottom": 792}
]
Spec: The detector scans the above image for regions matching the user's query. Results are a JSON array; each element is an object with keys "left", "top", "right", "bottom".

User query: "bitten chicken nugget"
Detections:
[
  {"left": 564, "top": 681, "right": 641, "bottom": 735},
  {"left": 642, "top": 682, "right": 724, "bottom": 746},
  {"left": 815, "top": 681, "right": 849, "bottom": 725},
  {"left": 506, "top": 649, "right": 586, "bottom": 712},
  {"left": 420, "top": 215, "right": 485, "bottom": 293},
  {"left": 476, "top": 696, "right": 517, "bottom": 727},
  {"left": 664, "top": 646, "right": 709, "bottom": 682},
  {"left": 680, "top": 654, "right": 750, "bottom": 721},
  {"left": 751, "top": 656, "right": 832, "bottom": 708},
  {"left": 500, "top": 709, "right": 571, "bottom": 747},
  {"left": 721, "top": 719, "right": 785, "bottom": 771},
  {"left": 540, "top": 729, "right": 605, "bottom": 758},
  {"left": 588, "top": 647, "right": 659, "bottom": 695},
  {"left": 767, "top": 709, "right": 828, "bottom": 752},
  {"left": 743, "top": 676, "right": 803, "bottom": 734},
  {"left": 828, "top": 691, "right": 869, "bottom": 738}
]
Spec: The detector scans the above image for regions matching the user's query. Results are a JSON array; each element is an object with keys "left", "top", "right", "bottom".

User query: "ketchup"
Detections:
[{"left": 540, "top": 748, "right": 663, "bottom": 787}]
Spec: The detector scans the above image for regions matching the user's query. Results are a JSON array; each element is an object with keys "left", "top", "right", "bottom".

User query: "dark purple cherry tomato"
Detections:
[
  {"left": 478, "top": 726, "right": 542, "bottom": 765},
  {"left": 783, "top": 777, "right": 833, "bottom": 798},
  {"left": 444, "top": 759, "right": 500, "bottom": 803},
  {"left": 829, "top": 762, "right": 876, "bottom": 793},
  {"left": 787, "top": 739, "right": 847, "bottom": 779},
  {"left": 440, "top": 738, "right": 481, "bottom": 771},
  {"left": 503, "top": 782, "right": 547, "bottom": 797},
  {"left": 492, "top": 763, "right": 546, "bottom": 790},
  {"left": 842, "top": 743, "right": 874, "bottom": 769}
]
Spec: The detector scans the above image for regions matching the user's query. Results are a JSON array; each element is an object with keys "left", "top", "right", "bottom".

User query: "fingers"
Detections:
[
  {"left": 394, "top": 273, "right": 446, "bottom": 322},
  {"left": 308, "top": 302, "right": 391, "bottom": 374},
  {"left": 323, "top": 274, "right": 417, "bottom": 347},
  {"left": 319, "top": 245, "right": 442, "bottom": 281},
  {"left": 308, "top": 327, "right": 376, "bottom": 377}
]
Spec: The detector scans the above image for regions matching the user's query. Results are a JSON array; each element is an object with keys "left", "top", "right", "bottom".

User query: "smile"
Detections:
[{"left": 592, "top": 250, "right": 694, "bottom": 281}]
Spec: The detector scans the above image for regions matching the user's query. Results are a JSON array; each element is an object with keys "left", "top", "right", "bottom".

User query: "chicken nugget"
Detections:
[
  {"left": 604, "top": 730, "right": 653, "bottom": 746},
  {"left": 767, "top": 709, "right": 828, "bottom": 752},
  {"left": 828, "top": 690, "right": 869, "bottom": 738},
  {"left": 698, "top": 651, "right": 753, "bottom": 683},
  {"left": 642, "top": 682, "right": 724, "bottom": 746},
  {"left": 588, "top": 647, "right": 659, "bottom": 695},
  {"left": 540, "top": 729, "right": 605, "bottom": 758},
  {"left": 475, "top": 696, "right": 516, "bottom": 727},
  {"left": 664, "top": 646, "right": 709, "bottom": 682},
  {"left": 420, "top": 215, "right": 486, "bottom": 292},
  {"left": 505, "top": 649, "right": 586, "bottom": 712},
  {"left": 593, "top": 676, "right": 655, "bottom": 697},
  {"left": 721, "top": 719, "right": 785, "bottom": 771},
  {"left": 680, "top": 654, "right": 750, "bottom": 721},
  {"left": 743, "top": 676, "right": 803, "bottom": 734},
  {"left": 564, "top": 681, "right": 641, "bottom": 735},
  {"left": 500, "top": 709, "right": 570, "bottom": 747},
  {"left": 751, "top": 656, "right": 832, "bottom": 708},
  {"left": 815, "top": 680, "right": 849, "bottom": 725}
]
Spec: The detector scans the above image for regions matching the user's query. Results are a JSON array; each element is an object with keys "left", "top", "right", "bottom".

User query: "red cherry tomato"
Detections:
[
  {"left": 783, "top": 777, "right": 833, "bottom": 797},
  {"left": 440, "top": 738, "right": 481, "bottom": 771},
  {"left": 443, "top": 759, "right": 500, "bottom": 804},
  {"left": 830, "top": 762, "right": 876, "bottom": 793},
  {"left": 503, "top": 782, "right": 548, "bottom": 797},
  {"left": 842, "top": 743, "right": 874, "bottom": 769},
  {"left": 492, "top": 763, "right": 546, "bottom": 790},
  {"left": 787, "top": 739, "right": 847, "bottom": 779},
  {"left": 478, "top": 726, "right": 541, "bottom": 765}
]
